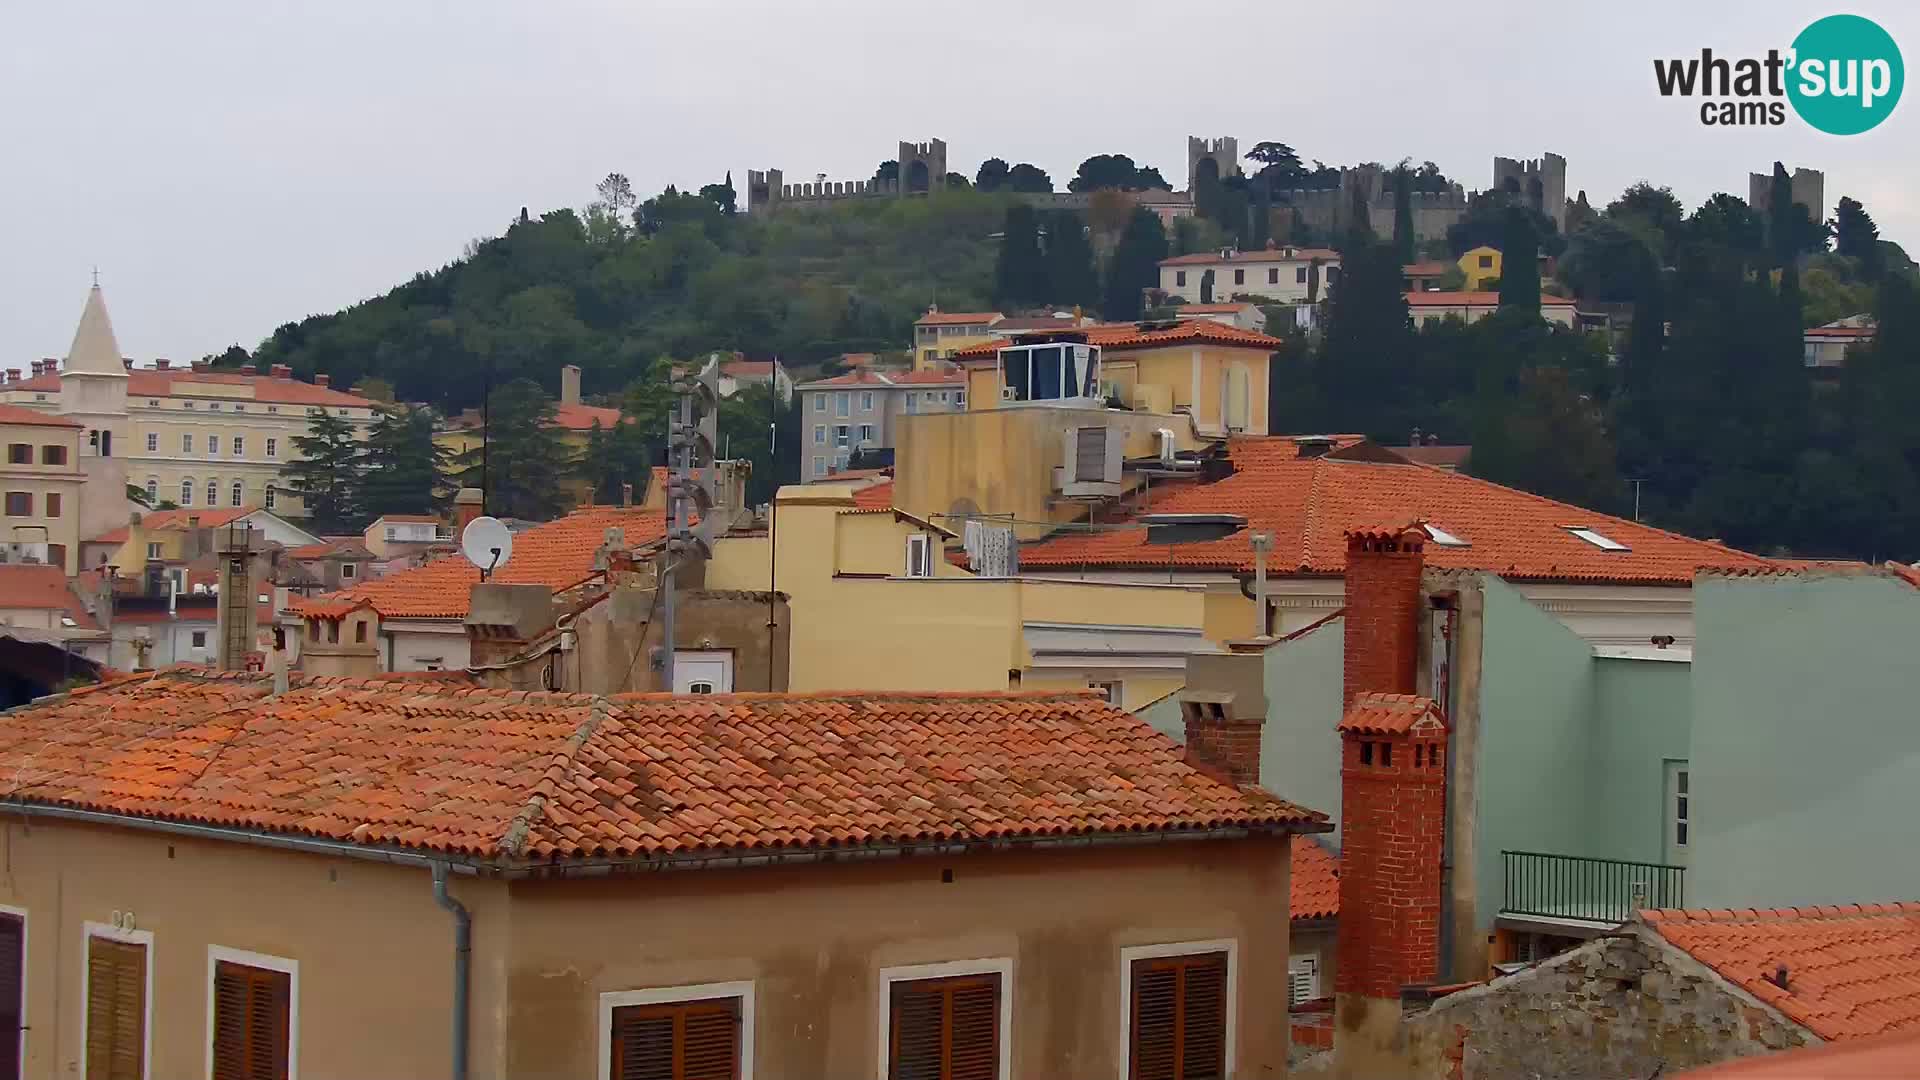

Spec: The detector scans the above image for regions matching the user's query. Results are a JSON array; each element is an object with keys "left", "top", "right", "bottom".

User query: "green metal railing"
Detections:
[{"left": 1501, "top": 850, "right": 1685, "bottom": 925}]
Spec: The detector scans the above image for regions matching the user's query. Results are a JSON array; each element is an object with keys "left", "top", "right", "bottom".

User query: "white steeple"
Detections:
[{"left": 63, "top": 284, "right": 130, "bottom": 378}]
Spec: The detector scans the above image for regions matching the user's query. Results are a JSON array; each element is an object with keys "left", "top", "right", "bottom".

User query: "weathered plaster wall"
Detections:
[
  {"left": 1691, "top": 572, "right": 1920, "bottom": 907},
  {"left": 1253, "top": 618, "right": 1345, "bottom": 841},
  {"left": 1588, "top": 656, "right": 1692, "bottom": 864}
]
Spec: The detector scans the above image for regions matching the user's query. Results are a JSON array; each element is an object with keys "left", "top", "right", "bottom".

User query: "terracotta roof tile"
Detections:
[
  {"left": 290, "top": 506, "right": 666, "bottom": 619},
  {"left": 914, "top": 310, "right": 1003, "bottom": 326},
  {"left": 889, "top": 368, "right": 967, "bottom": 385},
  {"left": 1160, "top": 247, "right": 1340, "bottom": 266},
  {"left": 553, "top": 402, "right": 624, "bottom": 431},
  {"left": 87, "top": 508, "right": 254, "bottom": 545},
  {"left": 1019, "top": 438, "right": 1777, "bottom": 585},
  {"left": 1292, "top": 836, "right": 1339, "bottom": 920},
  {"left": 1678, "top": 1029, "right": 1920, "bottom": 1077},
  {"left": 798, "top": 369, "right": 901, "bottom": 388},
  {"left": 17, "top": 369, "right": 368, "bottom": 407},
  {"left": 287, "top": 539, "right": 372, "bottom": 560},
  {"left": 1642, "top": 904, "right": 1920, "bottom": 1041},
  {"left": 1337, "top": 693, "right": 1445, "bottom": 734},
  {"left": 0, "top": 674, "right": 1325, "bottom": 864},
  {"left": 0, "top": 404, "right": 82, "bottom": 428},
  {"left": 953, "top": 319, "right": 1281, "bottom": 360},
  {"left": 0, "top": 565, "right": 98, "bottom": 629},
  {"left": 852, "top": 480, "right": 894, "bottom": 509}
]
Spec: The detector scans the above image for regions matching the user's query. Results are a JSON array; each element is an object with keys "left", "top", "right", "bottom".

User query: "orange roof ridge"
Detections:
[{"left": 1338, "top": 694, "right": 1446, "bottom": 734}]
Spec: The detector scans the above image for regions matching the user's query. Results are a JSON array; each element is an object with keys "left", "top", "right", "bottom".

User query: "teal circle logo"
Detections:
[{"left": 1788, "top": 14, "right": 1903, "bottom": 135}]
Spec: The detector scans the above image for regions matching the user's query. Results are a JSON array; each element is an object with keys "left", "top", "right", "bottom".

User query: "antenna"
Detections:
[{"left": 460, "top": 516, "right": 514, "bottom": 580}]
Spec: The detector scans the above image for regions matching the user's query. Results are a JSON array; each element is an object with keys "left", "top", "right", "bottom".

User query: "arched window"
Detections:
[
  {"left": 206, "top": 479, "right": 218, "bottom": 506},
  {"left": 264, "top": 487, "right": 277, "bottom": 510},
  {"left": 231, "top": 481, "right": 244, "bottom": 507},
  {"left": 181, "top": 478, "right": 195, "bottom": 506},
  {"left": 144, "top": 478, "right": 158, "bottom": 504}
]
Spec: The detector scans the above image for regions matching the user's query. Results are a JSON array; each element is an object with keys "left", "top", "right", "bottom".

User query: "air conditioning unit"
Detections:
[
  {"left": 1058, "top": 424, "right": 1123, "bottom": 497},
  {"left": 1000, "top": 385, "right": 1019, "bottom": 401}
]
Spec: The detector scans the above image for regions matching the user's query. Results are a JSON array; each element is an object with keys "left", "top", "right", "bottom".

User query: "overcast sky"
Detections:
[{"left": 6, "top": 1, "right": 1915, "bottom": 365}]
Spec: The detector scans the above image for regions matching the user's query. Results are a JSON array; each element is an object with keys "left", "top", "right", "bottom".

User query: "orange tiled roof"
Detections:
[
  {"left": 0, "top": 565, "right": 99, "bottom": 629},
  {"left": 1404, "top": 291, "right": 1577, "bottom": 307},
  {"left": 1337, "top": 692, "right": 1445, "bottom": 734},
  {"left": 0, "top": 404, "right": 81, "bottom": 428},
  {"left": 1643, "top": 904, "right": 1920, "bottom": 1042},
  {"left": 890, "top": 368, "right": 967, "bottom": 385},
  {"left": 86, "top": 507, "right": 253, "bottom": 545},
  {"left": 15, "top": 368, "right": 367, "bottom": 407},
  {"left": 286, "top": 539, "right": 372, "bottom": 561},
  {"left": 553, "top": 402, "right": 624, "bottom": 431},
  {"left": 799, "top": 369, "right": 900, "bottom": 388},
  {"left": 915, "top": 310, "right": 1003, "bottom": 326},
  {"left": 1018, "top": 437, "right": 1778, "bottom": 584},
  {"left": 1402, "top": 261, "right": 1454, "bottom": 277},
  {"left": 0, "top": 673, "right": 1324, "bottom": 864},
  {"left": 852, "top": 480, "right": 894, "bottom": 509},
  {"left": 1160, "top": 247, "right": 1340, "bottom": 266},
  {"left": 1677, "top": 1028, "right": 1920, "bottom": 1077},
  {"left": 290, "top": 506, "right": 667, "bottom": 619},
  {"left": 952, "top": 319, "right": 1281, "bottom": 361},
  {"left": 1292, "top": 837, "right": 1339, "bottom": 921}
]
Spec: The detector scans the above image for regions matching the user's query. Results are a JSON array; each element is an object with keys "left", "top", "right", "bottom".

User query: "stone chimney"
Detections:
[
  {"left": 315, "top": 373, "right": 330, "bottom": 387},
  {"left": 5, "top": 369, "right": 18, "bottom": 384},
  {"left": 560, "top": 364, "right": 582, "bottom": 406},
  {"left": 1177, "top": 650, "right": 1268, "bottom": 786},
  {"left": 454, "top": 487, "right": 485, "bottom": 534},
  {"left": 270, "top": 364, "right": 292, "bottom": 379},
  {"left": 154, "top": 358, "right": 171, "bottom": 371},
  {"left": 240, "top": 363, "right": 257, "bottom": 375},
  {"left": 1333, "top": 523, "right": 1448, "bottom": 1065}
]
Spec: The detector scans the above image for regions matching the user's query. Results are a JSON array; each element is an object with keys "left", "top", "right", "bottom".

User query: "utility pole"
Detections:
[
  {"left": 661, "top": 356, "right": 722, "bottom": 691},
  {"left": 1626, "top": 478, "right": 1646, "bottom": 522}
]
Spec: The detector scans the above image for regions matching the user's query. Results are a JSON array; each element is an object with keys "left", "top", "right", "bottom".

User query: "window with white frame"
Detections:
[
  {"left": 144, "top": 479, "right": 158, "bottom": 504},
  {"left": 266, "top": 438, "right": 277, "bottom": 459},
  {"left": 833, "top": 425, "right": 850, "bottom": 448},
  {"left": 1289, "top": 954, "right": 1321, "bottom": 1004},
  {"left": 146, "top": 432, "right": 158, "bottom": 453},
  {"left": 835, "top": 392, "right": 850, "bottom": 417},
  {"left": 231, "top": 481, "right": 244, "bottom": 507},
  {"left": 83, "top": 922, "right": 152, "bottom": 1080},
  {"left": 879, "top": 960, "right": 1008, "bottom": 1080},
  {"left": 207, "top": 947, "right": 297, "bottom": 1080},
  {"left": 264, "top": 487, "right": 276, "bottom": 510},
  {"left": 905, "top": 533, "right": 933, "bottom": 578},
  {"left": 858, "top": 423, "right": 875, "bottom": 445},
  {"left": 182, "top": 433, "right": 194, "bottom": 454},
  {"left": 598, "top": 982, "right": 753, "bottom": 1080},
  {"left": 1092, "top": 680, "right": 1123, "bottom": 706},
  {"left": 181, "top": 478, "right": 194, "bottom": 505},
  {"left": 813, "top": 393, "right": 827, "bottom": 412},
  {"left": 233, "top": 436, "right": 244, "bottom": 456},
  {"left": 206, "top": 479, "right": 218, "bottom": 506},
  {"left": 861, "top": 391, "right": 874, "bottom": 412},
  {"left": 1121, "top": 941, "right": 1236, "bottom": 1080},
  {"left": 812, "top": 457, "right": 826, "bottom": 477},
  {"left": 209, "top": 436, "right": 219, "bottom": 457},
  {"left": 813, "top": 425, "right": 826, "bottom": 446}
]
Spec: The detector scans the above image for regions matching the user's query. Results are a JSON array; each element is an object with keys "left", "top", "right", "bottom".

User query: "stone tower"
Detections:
[
  {"left": 1187, "top": 136, "right": 1241, "bottom": 192},
  {"left": 1748, "top": 166, "right": 1825, "bottom": 223},
  {"left": 898, "top": 139, "right": 947, "bottom": 195},
  {"left": 1491, "top": 152, "right": 1569, "bottom": 232}
]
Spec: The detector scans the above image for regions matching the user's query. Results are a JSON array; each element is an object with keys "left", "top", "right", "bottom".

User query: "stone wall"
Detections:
[{"left": 1311, "top": 928, "right": 1812, "bottom": 1079}]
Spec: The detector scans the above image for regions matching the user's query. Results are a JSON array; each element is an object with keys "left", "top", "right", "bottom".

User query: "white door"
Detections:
[{"left": 673, "top": 650, "right": 734, "bottom": 694}]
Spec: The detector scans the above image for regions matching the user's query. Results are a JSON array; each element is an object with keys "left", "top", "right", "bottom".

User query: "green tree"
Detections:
[
  {"left": 1103, "top": 208, "right": 1169, "bottom": 321},
  {"left": 975, "top": 158, "right": 1011, "bottom": 192},
  {"left": 1006, "top": 163, "right": 1053, "bottom": 194},
  {"left": 577, "top": 417, "right": 655, "bottom": 505},
  {"left": 1832, "top": 196, "right": 1884, "bottom": 279},
  {"left": 283, "top": 411, "right": 363, "bottom": 533},
  {"left": 1766, "top": 162, "right": 1829, "bottom": 265},
  {"left": 1068, "top": 154, "right": 1171, "bottom": 193},
  {"left": 1560, "top": 218, "right": 1658, "bottom": 303},
  {"left": 1200, "top": 269, "right": 1215, "bottom": 304},
  {"left": 993, "top": 205, "right": 1047, "bottom": 307},
  {"left": 1499, "top": 207, "right": 1541, "bottom": 314},
  {"left": 462, "top": 379, "right": 573, "bottom": 520},
  {"left": 1043, "top": 212, "right": 1099, "bottom": 309},
  {"left": 357, "top": 405, "right": 455, "bottom": 520},
  {"left": 1605, "top": 182, "right": 1687, "bottom": 263},
  {"left": 873, "top": 160, "right": 899, "bottom": 186},
  {"left": 1467, "top": 364, "right": 1622, "bottom": 512},
  {"left": 718, "top": 384, "right": 801, "bottom": 506},
  {"left": 1313, "top": 239, "right": 1412, "bottom": 437},
  {"left": 1391, "top": 166, "right": 1416, "bottom": 266}
]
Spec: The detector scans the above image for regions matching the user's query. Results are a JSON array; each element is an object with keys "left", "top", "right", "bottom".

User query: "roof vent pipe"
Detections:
[{"left": 1156, "top": 429, "right": 1177, "bottom": 467}]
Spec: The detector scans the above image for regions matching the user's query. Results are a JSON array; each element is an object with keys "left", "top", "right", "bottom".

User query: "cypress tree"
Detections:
[
  {"left": 1498, "top": 206, "right": 1541, "bottom": 314},
  {"left": 994, "top": 205, "right": 1046, "bottom": 307},
  {"left": 1042, "top": 211, "right": 1099, "bottom": 309},
  {"left": 1392, "top": 167, "right": 1416, "bottom": 267},
  {"left": 1102, "top": 208, "right": 1170, "bottom": 321}
]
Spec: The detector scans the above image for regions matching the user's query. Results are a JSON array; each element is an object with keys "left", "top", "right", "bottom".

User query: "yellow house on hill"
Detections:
[{"left": 1459, "top": 245, "right": 1503, "bottom": 291}]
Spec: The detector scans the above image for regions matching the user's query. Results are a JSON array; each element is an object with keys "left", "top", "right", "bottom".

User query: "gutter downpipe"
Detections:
[{"left": 431, "top": 862, "right": 471, "bottom": 1080}]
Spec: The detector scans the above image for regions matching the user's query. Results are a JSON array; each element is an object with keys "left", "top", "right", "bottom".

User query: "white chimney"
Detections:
[{"left": 560, "top": 365, "right": 582, "bottom": 406}]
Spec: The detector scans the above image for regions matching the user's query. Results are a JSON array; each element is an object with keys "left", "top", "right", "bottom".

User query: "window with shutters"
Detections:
[
  {"left": 882, "top": 966, "right": 1005, "bottom": 1080},
  {"left": 1287, "top": 955, "right": 1320, "bottom": 1005},
  {"left": 83, "top": 927, "right": 150, "bottom": 1080},
  {"left": 0, "top": 909, "right": 23, "bottom": 1080},
  {"left": 209, "top": 952, "right": 295, "bottom": 1080},
  {"left": 599, "top": 982, "right": 751, "bottom": 1080},
  {"left": 1123, "top": 944, "right": 1233, "bottom": 1080}
]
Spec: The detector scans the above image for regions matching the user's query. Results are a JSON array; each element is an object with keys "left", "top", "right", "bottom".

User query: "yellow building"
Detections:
[
  {"left": 435, "top": 364, "right": 621, "bottom": 505},
  {"left": 911, "top": 308, "right": 1002, "bottom": 370},
  {"left": 893, "top": 320, "right": 1279, "bottom": 541},
  {"left": 1459, "top": 245, "right": 1503, "bottom": 290},
  {"left": 6, "top": 285, "right": 378, "bottom": 521},
  {"left": 0, "top": 405, "right": 86, "bottom": 572},
  {"left": 704, "top": 479, "right": 1217, "bottom": 710}
]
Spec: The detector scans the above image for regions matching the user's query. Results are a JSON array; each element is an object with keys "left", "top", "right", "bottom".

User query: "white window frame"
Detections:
[
  {"left": 811, "top": 457, "right": 826, "bottom": 478},
  {"left": 266, "top": 437, "right": 277, "bottom": 459},
  {"left": 146, "top": 542, "right": 163, "bottom": 560},
  {"left": 861, "top": 391, "right": 874, "bottom": 412},
  {"left": 835, "top": 391, "right": 850, "bottom": 417},
  {"left": 0, "top": 904, "right": 25, "bottom": 1080},
  {"left": 146, "top": 432, "right": 158, "bottom": 453},
  {"left": 232, "top": 436, "right": 244, "bottom": 456},
  {"left": 81, "top": 921, "right": 155, "bottom": 1080},
  {"left": 813, "top": 425, "right": 825, "bottom": 447},
  {"left": 905, "top": 533, "right": 933, "bottom": 578},
  {"left": 876, "top": 958, "right": 1013, "bottom": 1080},
  {"left": 204, "top": 946, "right": 299, "bottom": 1080},
  {"left": 1288, "top": 953, "right": 1321, "bottom": 1005},
  {"left": 597, "top": 980, "right": 755, "bottom": 1080},
  {"left": 1566, "top": 526, "right": 1629, "bottom": 552},
  {"left": 264, "top": 487, "right": 277, "bottom": 510},
  {"left": 231, "top": 481, "right": 244, "bottom": 507},
  {"left": 858, "top": 423, "right": 875, "bottom": 445},
  {"left": 207, "top": 479, "right": 218, "bottom": 506},
  {"left": 181, "top": 478, "right": 195, "bottom": 506},
  {"left": 1117, "top": 938, "right": 1238, "bottom": 1080},
  {"left": 144, "top": 480, "right": 158, "bottom": 504},
  {"left": 813, "top": 393, "right": 827, "bottom": 413},
  {"left": 182, "top": 433, "right": 193, "bottom": 453}
]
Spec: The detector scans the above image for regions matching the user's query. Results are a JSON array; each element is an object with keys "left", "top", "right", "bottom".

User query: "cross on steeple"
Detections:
[{"left": 91, "top": 265, "right": 100, "bottom": 287}]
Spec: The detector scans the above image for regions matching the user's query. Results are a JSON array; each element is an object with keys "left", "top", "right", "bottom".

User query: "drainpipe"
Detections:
[
  {"left": 1248, "top": 531, "right": 1273, "bottom": 637},
  {"left": 431, "top": 862, "right": 471, "bottom": 1080}
]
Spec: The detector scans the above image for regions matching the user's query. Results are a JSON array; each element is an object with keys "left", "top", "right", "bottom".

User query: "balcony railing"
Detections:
[{"left": 1501, "top": 850, "right": 1685, "bottom": 926}]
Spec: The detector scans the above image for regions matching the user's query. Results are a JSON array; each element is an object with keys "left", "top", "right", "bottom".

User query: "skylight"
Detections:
[
  {"left": 1425, "top": 525, "right": 1470, "bottom": 547},
  {"left": 1567, "top": 526, "right": 1630, "bottom": 552}
]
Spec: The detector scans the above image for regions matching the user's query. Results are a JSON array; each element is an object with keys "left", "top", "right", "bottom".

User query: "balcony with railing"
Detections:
[{"left": 1500, "top": 850, "right": 1686, "bottom": 928}]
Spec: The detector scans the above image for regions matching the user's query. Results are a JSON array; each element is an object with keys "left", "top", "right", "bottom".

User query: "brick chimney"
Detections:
[
  {"left": 454, "top": 487, "right": 485, "bottom": 534},
  {"left": 1177, "top": 650, "right": 1268, "bottom": 787},
  {"left": 315, "top": 373, "right": 330, "bottom": 387},
  {"left": 1333, "top": 522, "right": 1448, "bottom": 1061},
  {"left": 240, "top": 364, "right": 257, "bottom": 375},
  {"left": 560, "top": 364, "right": 582, "bottom": 406},
  {"left": 155, "top": 358, "right": 171, "bottom": 371}
]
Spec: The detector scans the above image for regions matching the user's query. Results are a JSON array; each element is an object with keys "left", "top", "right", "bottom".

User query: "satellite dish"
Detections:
[{"left": 461, "top": 516, "right": 514, "bottom": 578}]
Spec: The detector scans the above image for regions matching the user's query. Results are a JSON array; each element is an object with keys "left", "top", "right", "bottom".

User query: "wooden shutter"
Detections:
[
  {"left": 888, "top": 974, "right": 1000, "bottom": 1080},
  {"left": 610, "top": 997, "right": 740, "bottom": 1080},
  {"left": 0, "top": 915, "right": 21, "bottom": 1080},
  {"left": 212, "top": 961, "right": 291, "bottom": 1080},
  {"left": 85, "top": 937, "right": 146, "bottom": 1080},
  {"left": 1129, "top": 953, "right": 1226, "bottom": 1080}
]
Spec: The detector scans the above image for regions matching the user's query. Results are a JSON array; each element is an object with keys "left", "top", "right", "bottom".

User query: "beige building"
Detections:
[
  {"left": 0, "top": 404, "right": 87, "bottom": 572},
  {"left": 1159, "top": 245, "right": 1342, "bottom": 304},
  {"left": 912, "top": 308, "right": 1003, "bottom": 369},
  {"left": 795, "top": 367, "right": 967, "bottom": 481},
  {"left": 0, "top": 669, "right": 1326, "bottom": 1079},
  {"left": 7, "top": 285, "right": 377, "bottom": 522},
  {"left": 1405, "top": 290, "right": 1578, "bottom": 328}
]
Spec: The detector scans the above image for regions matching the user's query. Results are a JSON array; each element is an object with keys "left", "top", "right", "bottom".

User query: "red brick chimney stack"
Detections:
[{"left": 1341, "top": 524, "right": 1426, "bottom": 708}]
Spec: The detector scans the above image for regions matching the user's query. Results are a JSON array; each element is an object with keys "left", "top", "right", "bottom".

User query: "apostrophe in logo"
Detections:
[
  {"left": 1787, "top": 14, "right": 1903, "bottom": 134},
  {"left": 1653, "top": 14, "right": 1903, "bottom": 134}
]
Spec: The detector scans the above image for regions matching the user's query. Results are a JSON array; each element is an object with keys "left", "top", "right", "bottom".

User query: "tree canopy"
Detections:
[{"left": 1068, "top": 154, "right": 1171, "bottom": 193}]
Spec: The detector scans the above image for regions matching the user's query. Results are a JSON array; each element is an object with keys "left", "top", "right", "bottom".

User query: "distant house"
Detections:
[
  {"left": 1459, "top": 244, "right": 1503, "bottom": 289},
  {"left": 718, "top": 357, "right": 793, "bottom": 402},
  {"left": 911, "top": 308, "right": 1003, "bottom": 370},
  {"left": 1804, "top": 314, "right": 1876, "bottom": 371},
  {"left": 0, "top": 671, "right": 1326, "bottom": 1079},
  {"left": 795, "top": 367, "right": 966, "bottom": 482},
  {"left": 1159, "top": 245, "right": 1342, "bottom": 304},
  {"left": 1402, "top": 260, "right": 1453, "bottom": 292},
  {"left": 1405, "top": 290, "right": 1578, "bottom": 328},
  {"left": 1172, "top": 301, "right": 1268, "bottom": 333}
]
